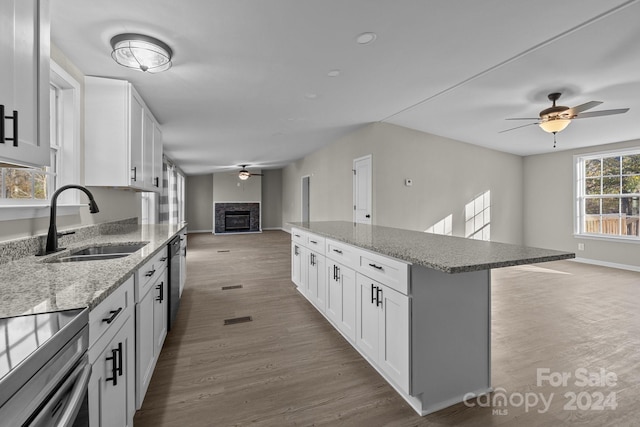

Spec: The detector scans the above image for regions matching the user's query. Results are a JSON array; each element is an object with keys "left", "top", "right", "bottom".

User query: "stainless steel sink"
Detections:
[{"left": 49, "top": 242, "right": 147, "bottom": 263}]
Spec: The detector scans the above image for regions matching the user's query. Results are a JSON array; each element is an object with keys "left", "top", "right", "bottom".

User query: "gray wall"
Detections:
[
  {"left": 282, "top": 123, "right": 524, "bottom": 244},
  {"left": 523, "top": 138, "right": 640, "bottom": 268},
  {"left": 0, "top": 45, "right": 139, "bottom": 243},
  {"left": 262, "top": 169, "right": 283, "bottom": 229},
  {"left": 185, "top": 174, "right": 214, "bottom": 232}
]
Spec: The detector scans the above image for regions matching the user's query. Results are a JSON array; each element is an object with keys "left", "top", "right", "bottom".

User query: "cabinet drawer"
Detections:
[
  {"left": 291, "top": 228, "right": 307, "bottom": 245},
  {"left": 89, "top": 276, "right": 134, "bottom": 353},
  {"left": 357, "top": 250, "right": 409, "bottom": 296},
  {"left": 325, "top": 238, "right": 357, "bottom": 269},
  {"left": 135, "top": 247, "right": 168, "bottom": 301},
  {"left": 306, "top": 234, "right": 325, "bottom": 254}
]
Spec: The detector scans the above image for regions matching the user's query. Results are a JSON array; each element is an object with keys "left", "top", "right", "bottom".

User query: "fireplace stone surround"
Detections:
[{"left": 214, "top": 202, "right": 260, "bottom": 234}]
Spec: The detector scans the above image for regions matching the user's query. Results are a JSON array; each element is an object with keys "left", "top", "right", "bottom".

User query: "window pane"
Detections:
[
  {"left": 5, "top": 169, "right": 33, "bottom": 199},
  {"left": 622, "top": 176, "right": 640, "bottom": 194},
  {"left": 602, "top": 176, "right": 620, "bottom": 194},
  {"left": 584, "top": 215, "right": 600, "bottom": 233},
  {"left": 621, "top": 196, "right": 640, "bottom": 216},
  {"left": 34, "top": 171, "right": 47, "bottom": 200},
  {"left": 585, "top": 159, "right": 601, "bottom": 177},
  {"left": 585, "top": 198, "right": 600, "bottom": 214},
  {"left": 622, "top": 154, "right": 640, "bottom": 175},
  {"left": 602, "top": 198, "right": 620, "bottom": 214},
  {"left": 601, "top": 217, "right": 620, "bottom": 235},
  {"left": 586, "top": 177, "right": 601, "bottom": 195},
  {"left": 624, "top": 216, "right": 639, "bottom": 237},
  {"left": 603, "top": 156, "right": 621, "bottom": 176}
]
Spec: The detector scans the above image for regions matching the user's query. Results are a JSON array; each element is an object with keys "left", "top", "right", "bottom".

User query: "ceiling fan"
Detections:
[
  {"left": 237, "top": 165, "right": 263, "bottom": 180},
  {"left": 500, "top": 92, "right": 630, "bottom": 147}
]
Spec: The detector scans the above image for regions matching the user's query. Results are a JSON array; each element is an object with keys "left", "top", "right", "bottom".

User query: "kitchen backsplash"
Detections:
[{"left": 0, "top": 217, "right": 138, "bottom": 264}]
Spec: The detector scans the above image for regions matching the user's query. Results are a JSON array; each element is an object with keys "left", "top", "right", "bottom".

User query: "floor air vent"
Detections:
[
  {"left": 223, "top": 316, "right": 253, "bottom": 325},
  {"left": 217, "top": 250, "right": 230, "bottom": 253},
  {"left": 222, "top": 285, "right": 243, "bottom": 290}
]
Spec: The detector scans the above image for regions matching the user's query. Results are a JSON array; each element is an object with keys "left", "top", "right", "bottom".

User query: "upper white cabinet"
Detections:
[
  {"left": 0, "top": 0, "right": 50, "bottom": 167},
  {"left": 84, "top": 76, "right": 162, "bottom": 192}
]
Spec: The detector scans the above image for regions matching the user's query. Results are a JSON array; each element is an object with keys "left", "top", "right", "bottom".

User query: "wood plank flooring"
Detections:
[{"left": 134, "top": 231, "right": 640, "bottom": 426}]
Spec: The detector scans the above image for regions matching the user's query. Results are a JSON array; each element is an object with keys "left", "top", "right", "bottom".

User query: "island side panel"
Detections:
[{"left": 411, "top": 266, "right": 491, "bottom": 414}]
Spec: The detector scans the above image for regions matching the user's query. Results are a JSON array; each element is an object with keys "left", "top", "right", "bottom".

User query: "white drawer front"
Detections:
[
  {"left": 291, "top": 228, "right": 307, "bottom": 245},
  {"left": 136, "top": 247, "right": 168, "bottom": 301},
  {"left": 89, "top": 276, "right": 134, "bottom": 352},
  {"left": 325, "top": 238, "right": 357, "bottom": 269},
  {"left": 306, "top": 234, "right": 325, "bottom": 254},
  {"left": 357, "top": 250, "right": 409, "bottom": 296}
]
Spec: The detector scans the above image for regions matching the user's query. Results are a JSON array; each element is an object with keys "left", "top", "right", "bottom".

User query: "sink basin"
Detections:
[{"left": 49, "top": 242, "right": 147, "bottom": 263}]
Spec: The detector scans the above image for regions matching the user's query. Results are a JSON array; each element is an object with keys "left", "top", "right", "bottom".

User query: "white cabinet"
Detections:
[
  {"left": 88, "top": 277, "right": 135, "bottom": 427},
  {"left": 0, "top": 0, "right": 50, "bottom": 167},
  {"left": 291, "top": 242, "right": 303, "bottom": 288},
  {"left": 134, "top": 247, "right": 168, "bottom": 408},
  {"left": 152, "top": 122, "right": 163, "bottom": 191},
  {"left": 84, "top": 76, "right": 162, "bottom": 192},
  {"left": 307, "top": 249, "right": 326, "bottom": 311},
  {"left": 356, "top": 274, "right": 410, "bottom": 393},
  {"left": 326, "top": 260, "right": 356, "bottom": 342}
]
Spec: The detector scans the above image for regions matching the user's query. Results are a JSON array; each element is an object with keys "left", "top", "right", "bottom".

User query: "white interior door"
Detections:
[{"left": 353, "top": 155, "right": 372, "bottom": 224}]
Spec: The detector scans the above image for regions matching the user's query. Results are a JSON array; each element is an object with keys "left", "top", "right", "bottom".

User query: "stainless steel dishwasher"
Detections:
[{"left": 168, "top": 235, "right": 181, "bottom": 330}]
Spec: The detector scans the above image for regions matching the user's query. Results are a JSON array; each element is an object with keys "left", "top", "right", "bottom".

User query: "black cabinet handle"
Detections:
[
  {"left": 0, "top": 105, "right": 18, "bottom": 146},
  {"left": 102, "top": 307, "right": 122, "bottom": 324},
  {"left": 336, "top": 266, "right": 340, "bottom": 280},
  {"left": 160, "top": 257, "right": 167, "bottom": 262},
  {"left": 376, "top": 287, "right": 383, "bottom": 308},
  {"left": 294, "top": 245, "right": 299, "bottom": 256},
  {"left": 156, "top": 282, "right": 164, "bottom": 302},
  {"left": 131, "top": 167, "right": 137, "bottom": 181},
  {"left": 371, "top": 284, "right": 376, "bottom": 304},
  {"left": 294, "top": 234, "right": 300, "bottom": 238},
  {"left": 154, "top": 177, "right": 159, "bottom": 187},
  {"left": 310, "top": 240, "right": 317, "bottom": 244},
  {"left": 332, "top": 265, "right": 337, "bottom": 281},
  {"left": 145, "top": 268, "right": 156, "bottom": 277},
  {"left": 368, "top": 263, "right": 383, "bottom": 270},
  {"left": 105, "top": 342, "right": 123, "bottom": 386},
  {"left": 333, "top": 249, "right": 343, "bottom": 254}
]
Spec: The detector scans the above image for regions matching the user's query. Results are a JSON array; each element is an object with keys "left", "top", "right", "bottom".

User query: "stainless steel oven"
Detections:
[{"left": 0, "top": 308, "right": 90, "bottom": 426}]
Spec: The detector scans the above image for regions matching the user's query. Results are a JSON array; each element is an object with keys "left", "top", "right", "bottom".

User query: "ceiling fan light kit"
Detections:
[
  {"left": 539, "top": 118, "right": 571, "bottom": 133},
  {"left": 237, "top": 165, "right": 263, "bottom": 180}
]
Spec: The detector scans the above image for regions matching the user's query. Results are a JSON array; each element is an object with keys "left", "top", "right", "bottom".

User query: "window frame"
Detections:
[
  {"left": 574, "top": 147, "right": 640, "bottom": 242},
  {"left": 0, "top": 60, "right": 81, "bottom": 221}
]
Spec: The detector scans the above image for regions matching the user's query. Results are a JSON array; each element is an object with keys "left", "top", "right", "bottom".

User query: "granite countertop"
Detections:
[
  {"left": 0, "top": 224, "right": 186, "bottom": 318},
  {"left": 288, "top": 221, "right": 575, "bottom": 274}
]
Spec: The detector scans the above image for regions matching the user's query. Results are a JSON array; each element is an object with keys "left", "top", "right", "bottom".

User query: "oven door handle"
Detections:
[{"left": 30, "top": 356, "right": 92, "bottom": 427}]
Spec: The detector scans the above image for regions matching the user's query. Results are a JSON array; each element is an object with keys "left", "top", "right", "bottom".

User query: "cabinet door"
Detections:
[
  {"left": 356, "top": 275, "right": 379, "bottom": 362},
  {"left": 135, "top": 288, "right": 155, "bottom": 409},
  {"left": 153, "top": 272, "right": 168, "bottom": 356},
  {"left": 325, "top": 261, "right": 341, "bottom": 326},
  {"left": 89, "top": 317, "right": 135, "bottom": 427},
  {"left": 142, "top": 111, "right": 154, "bottom": 190},
  {"left": 152, "top": 122, "right": 163, "bottom": 191},
  {"left": 307, "top": 251, "right": 325, "bottom": 311},
  {"left": 129, "top": 92, "right": 144, "bottom": 188},
  {"left": 297, "top": 246, "right": 308, "bottom": 296},
  {"left": 0, "top": 0, "right": 49, "bottom": 167},
  {"left": 339, "top": 265, "right": 357, "bottom": 342},
  {"left": 291, "top": 243, "right": 302, "bottom": 288},
  {"left": 378, "top": 284, "right": 410, "bottom": 393}
]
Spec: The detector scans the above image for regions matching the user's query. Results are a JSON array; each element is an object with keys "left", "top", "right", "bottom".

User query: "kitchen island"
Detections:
[{"left": 289, "top": 221, "right": 574, "bottom": 416}]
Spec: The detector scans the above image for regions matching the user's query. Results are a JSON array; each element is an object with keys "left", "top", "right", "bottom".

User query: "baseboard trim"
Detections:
[
  {"left": 263, "top": 227, "right": 287, "bottom": 232},
  {"left": 572, "top": 257, "right": 640, "bottom": 273},
  {"left": 186, "top": 229, "right": 213, "bottom": 234}
]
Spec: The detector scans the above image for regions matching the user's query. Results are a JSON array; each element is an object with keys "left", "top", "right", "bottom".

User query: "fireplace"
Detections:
[
  {"left": 225, "top": 211, "right": 250, "bottom": 231},
  {"left": 214, "top": 202, "right": 260, "bottom": 234}
]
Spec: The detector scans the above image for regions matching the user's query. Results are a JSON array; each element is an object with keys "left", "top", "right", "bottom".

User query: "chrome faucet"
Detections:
[{"left": 45, "top": 185, "right": 100, "bottom": 254}]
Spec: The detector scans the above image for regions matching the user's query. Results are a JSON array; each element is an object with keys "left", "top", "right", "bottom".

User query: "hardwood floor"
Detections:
[{"left": 134, "top": 231, "right": 640, "bottom": 426}]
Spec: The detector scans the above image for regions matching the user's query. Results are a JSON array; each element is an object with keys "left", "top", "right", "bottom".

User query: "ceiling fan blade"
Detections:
[
  {"left": 505, "top": 117, "right": 539, "bottom": 120},
  {"left": 567, "top": 101, "right": 603, "bottom": 116},
  {"left": 574, "top": 108, "right": 629, "bottom": 119},
  {"left": 499, "top": 122, "right": 539, "bottom": 133}
]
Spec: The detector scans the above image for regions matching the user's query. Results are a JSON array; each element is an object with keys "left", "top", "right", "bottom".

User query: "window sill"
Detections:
[
  {"left": 0, "top": 204, "right": 82, "bottom": 221},
  {"left": 574, "top": 233, "right": 640, "bottom": 244}
]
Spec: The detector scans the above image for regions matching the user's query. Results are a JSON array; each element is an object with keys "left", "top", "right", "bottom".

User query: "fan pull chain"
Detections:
[{"left": 552, "top": 132, "right": 557, "bottom": 148}]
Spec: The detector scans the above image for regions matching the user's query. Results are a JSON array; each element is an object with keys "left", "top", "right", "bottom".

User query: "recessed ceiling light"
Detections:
[
  {"left": 327, "top": 69, "right": 341, "bottom": 77},
  {"left": 305, "top": 93, "right": 318, "bottom": 99},
  {"left": 356, "top": 32, "right": 377, "bottom": 45}
]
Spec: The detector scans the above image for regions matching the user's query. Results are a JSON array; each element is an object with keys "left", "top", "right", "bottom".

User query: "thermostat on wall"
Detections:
[{"left": 405, "top": 178, "right": 413, "bottom": 187}]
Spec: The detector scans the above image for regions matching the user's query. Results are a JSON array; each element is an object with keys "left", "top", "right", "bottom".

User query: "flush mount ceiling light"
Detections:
[
  {"left": 110, "top": 33, "right": 172, "bottom": 73},
  {"left": 356, "top": 32, "right": 377, "bottom": 44}
]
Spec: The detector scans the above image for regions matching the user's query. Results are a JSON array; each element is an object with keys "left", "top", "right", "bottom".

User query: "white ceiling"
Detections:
[{"left": 50, "top": 0, "right": 640, "bottom": 175}]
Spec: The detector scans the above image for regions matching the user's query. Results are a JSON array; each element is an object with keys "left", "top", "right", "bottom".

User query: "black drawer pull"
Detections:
[
  {"left": 159, "top": 257, "right": 167, "bottom": 262},
  {"left": 294, "top": 234, "right": 301, "bottom": 238},
  {"left": 333, "top": 249, "right": 343, "bottom": 254},
  {"left": 145, "top": 268, "right": 156, "bottom": 277},
  {"left": 371, "top": 284, "right": 376, "bottom": 304},
  {"left": 376, "top": 287, "right": 383, "bottom": 308},
  {"left": 369, "top": 263, "right": 383, "bottom": 270},
  {"left": 131, "top": 167, "right": 137, "bottom": 181},
  {"left": 310, "top": 240, "right": 318, "bottom": 244},
  {"left": 105, "top": 342, "right": 122, "bottom": 386},
  {"left": 102, "top": 307, "right": 122, "bottom": 324},
  {"left": 156, "top": 282, "right": 164, "bottom": 302}
]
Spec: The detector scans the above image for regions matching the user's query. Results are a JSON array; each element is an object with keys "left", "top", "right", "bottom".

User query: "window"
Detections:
[
  {"left": 576, "top": 149, "right": 640, "bottom": 239},
  {"left": 0, "top": 61, "right": 80, "bottom": 219},
  {"left": 465, "top": 191, "right": 491, "bottom": 241}
]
